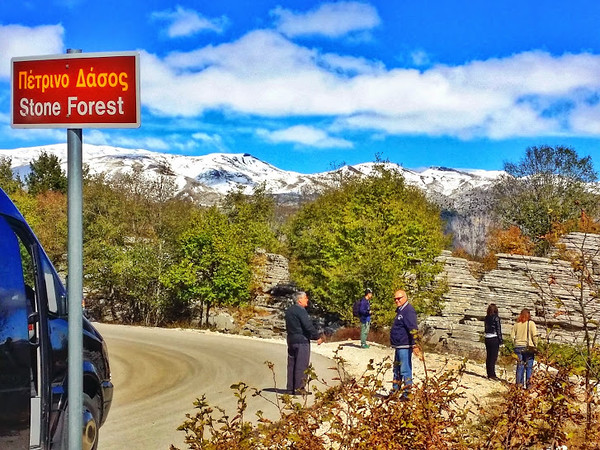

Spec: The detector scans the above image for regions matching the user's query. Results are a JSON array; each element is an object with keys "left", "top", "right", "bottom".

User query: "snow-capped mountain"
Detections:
[{"left": 1, "top": 144, "right": 504, "bottom": 205}]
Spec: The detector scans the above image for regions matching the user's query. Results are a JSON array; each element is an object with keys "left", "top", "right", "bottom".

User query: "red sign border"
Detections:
[{"left": 11, "top": 51, "right": 140, "bottom": 129}]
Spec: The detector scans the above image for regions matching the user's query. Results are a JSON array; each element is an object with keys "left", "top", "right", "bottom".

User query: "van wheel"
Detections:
[
  {"left": 82, "top": 393, "right": 100, "bottom": 450},
  {"left": 56, "top": 393, "right": 100, "bottom": 450}
]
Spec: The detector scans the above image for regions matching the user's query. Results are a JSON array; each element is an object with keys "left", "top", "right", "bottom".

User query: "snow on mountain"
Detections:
[
  {"left": 1, "top": 144, "right": 504, "bottom": 204},
  {"left": 340, "top": 162, "right": 503, "bottom": 198}
]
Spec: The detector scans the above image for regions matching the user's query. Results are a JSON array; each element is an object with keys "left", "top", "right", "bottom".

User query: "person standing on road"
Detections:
[
  {"left": 358, "top": 288, "right": 373, "bottom": 349},
  {"left": 285, "top": 291, "right": 323, "bottom": 395},
  {"left": 484, "top": 303, "right": 503, "bottom": 380},
  {"left": 511, "top": 308, "right": 538, "bottom": 388},
  {"left": 390, "top": 289, "right": 421, "bottom": 397}
]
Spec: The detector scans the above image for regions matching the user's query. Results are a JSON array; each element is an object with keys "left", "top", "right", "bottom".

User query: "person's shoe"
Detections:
[
  {"left": 361, "top": 344, "right": 370, "bottom": 349},
  {"left": 294, "top": 388, "right": 312, "bottom": 396}
]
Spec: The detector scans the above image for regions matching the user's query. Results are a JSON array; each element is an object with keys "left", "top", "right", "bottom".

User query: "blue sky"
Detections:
[{"left": 2, "top": 0, "right": 600, "bottom": 174}]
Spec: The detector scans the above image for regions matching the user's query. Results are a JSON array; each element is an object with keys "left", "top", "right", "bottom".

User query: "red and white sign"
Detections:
[{"left": 11, "top": 51, "right": 140, "bottom": 129}]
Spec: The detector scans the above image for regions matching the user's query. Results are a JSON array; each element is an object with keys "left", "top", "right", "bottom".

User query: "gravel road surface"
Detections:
[{"left": 94, "top": 323, "right": 336, "bottom": 450}]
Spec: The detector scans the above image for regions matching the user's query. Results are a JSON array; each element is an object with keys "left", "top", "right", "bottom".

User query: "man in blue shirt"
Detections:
[
  {"left": 390, "top": 289, "right": 421, "bottom": 397},
  {"left": 358, "top": 288, "right": 373, "bottom": 348}
]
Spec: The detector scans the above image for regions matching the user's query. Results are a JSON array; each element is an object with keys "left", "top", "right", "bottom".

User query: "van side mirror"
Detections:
[
  {"left": 28, "top": 311, "right": 39, "bottom": 325},
  {"left": 59, "top": 293, "right": 68, "bottom": 316}
]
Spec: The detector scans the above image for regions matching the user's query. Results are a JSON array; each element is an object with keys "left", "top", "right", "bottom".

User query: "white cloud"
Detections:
[
  {"left": 192, "top": 132, "right": 228, "bottom": 152},
  {"left": 84, "top": 130, "right": 110, "bottom": 145},
  {"left": 139, "top": 28, "right": 600, "bottom": 141},
  {"left": 0, "top": 24, "right": 64, "bottom": 78},
  {"left": 84, "top": 129, "right": 229, "bottom": 154},
  {"left": 258, "top": 125, "right": 353, "bottom": 149},
  {"left": 272, "top": 1, "right": 380, "bottom": 38},
  {"left": 320, "top": 53, "right": 384, "bottom": 75},
  {"left": 192, "top": 132, "right": 222, "bottom": 145},
  {"left": 569, "top": 103, "right": 600, "bottom": 135},
  {"left": 113, "top": 136, "right": 171, "bottom": 151},
  {"left": 0, "top": 126, "right": 64, "bottom": 145},
  {"left": 410, "top": 49, "right": 431, "bottom": 67},
  {"left": 151, "top": 6, "right": 227, "bottom": 38},
  {"left": 85, "top": 130, "right": 171, "bottom": 151}
]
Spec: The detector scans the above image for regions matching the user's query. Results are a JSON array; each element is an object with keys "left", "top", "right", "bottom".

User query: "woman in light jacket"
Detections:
[
  {"left": 511, "top": 308, "right": 538, "bottom": 388},
  {"left": 484, "top": 303, "right": 502, "bottom": 379}
]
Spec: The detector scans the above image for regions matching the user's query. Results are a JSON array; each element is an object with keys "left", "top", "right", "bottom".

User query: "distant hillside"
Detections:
[{"left": 2, "top": 143, "right": 505, "bottom": 254}]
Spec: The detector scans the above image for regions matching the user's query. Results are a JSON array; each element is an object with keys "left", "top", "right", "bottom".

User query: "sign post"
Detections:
[
  {"left": 11, "top": 50, "right": 140, "bottom": 449},
  {"left": 66, "top": 47, "right": 84, "bottom": 450}
]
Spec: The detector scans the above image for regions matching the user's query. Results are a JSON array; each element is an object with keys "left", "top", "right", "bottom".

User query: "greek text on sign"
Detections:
[{"left": 11, "top": 51, "right": 140, "bottom": 129}]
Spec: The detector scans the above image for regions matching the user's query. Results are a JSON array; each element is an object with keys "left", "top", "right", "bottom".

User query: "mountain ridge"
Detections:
[{"left": 1, "top": 143, "right": 504, "bottom": 203}]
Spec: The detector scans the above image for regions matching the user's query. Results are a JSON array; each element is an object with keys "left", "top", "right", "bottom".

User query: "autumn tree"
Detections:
[
  {"left": 487, "top": 225, "right": 535, "bottom": 256},
  {"left": 286, "top": 165, "right": 448, "bottom": 325}
]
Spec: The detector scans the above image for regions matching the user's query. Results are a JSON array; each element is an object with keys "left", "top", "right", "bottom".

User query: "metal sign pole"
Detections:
[{"left": 67, "top": 48, "right": 83, "bottom": 450}]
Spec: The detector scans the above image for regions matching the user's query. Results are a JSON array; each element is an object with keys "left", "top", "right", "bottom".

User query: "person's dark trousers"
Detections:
[
  {"left": 287, "top": 342, "right": 311, "bottom": 392},
  {"left": 485, "top": 337, "right": 500, "bottom": 378}
]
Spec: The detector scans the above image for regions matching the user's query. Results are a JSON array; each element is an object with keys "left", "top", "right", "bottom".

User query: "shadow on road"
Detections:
[{"left": 261, "top": 387, "right": 290, "bottom": 394}]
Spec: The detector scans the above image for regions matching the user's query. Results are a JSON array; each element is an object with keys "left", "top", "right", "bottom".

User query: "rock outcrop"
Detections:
[
  {"left": 206, "top": 233, "right": 600, "bottom": 353},
  {"left": 210, "top": 251, "right": 297, "bottom": 338},
  {"left": 425, "top": 232, "right": 600, "bottom": 354}
]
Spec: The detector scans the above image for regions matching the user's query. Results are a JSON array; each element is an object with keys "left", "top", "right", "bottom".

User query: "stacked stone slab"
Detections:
[
  {"left": 426, "top": 232, "right": 600, "bottom": 354},
  {"left": 233, "top": 251, "right": 295, "bottom": 338}
]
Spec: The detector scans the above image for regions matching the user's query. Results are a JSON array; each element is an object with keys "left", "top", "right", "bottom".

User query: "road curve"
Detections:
[{"left": 94, "top": 323, "right": 336, "bottom": 450}]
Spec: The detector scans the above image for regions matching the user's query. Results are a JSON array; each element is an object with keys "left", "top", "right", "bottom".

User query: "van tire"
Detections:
[
  {"left": 55, "top": 393, "right": 101, "bottom": 450},
  {"left": 82, "top": 393, "right": 101, "bottom": 450}
]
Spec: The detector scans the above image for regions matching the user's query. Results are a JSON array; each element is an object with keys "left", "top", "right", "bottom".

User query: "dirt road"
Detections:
[{"left": 95, "top": 323, "right": 336, "bottom": 450}]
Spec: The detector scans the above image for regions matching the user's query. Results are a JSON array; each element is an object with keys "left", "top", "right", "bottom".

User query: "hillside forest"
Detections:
[{"left": 1, "top": 145, "right": 599, "bottom": 329}]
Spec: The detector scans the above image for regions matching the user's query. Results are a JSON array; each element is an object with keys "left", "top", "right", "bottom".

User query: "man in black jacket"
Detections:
[{"left": 285, "top": 291, "right": 323, "bottom": 395}]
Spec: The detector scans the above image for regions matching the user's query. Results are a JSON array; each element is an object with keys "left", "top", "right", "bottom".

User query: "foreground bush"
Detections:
[
  {"left": 171, "top": 350, "right": 600, "bottom": 449},
  {"left": 171, "top": 350, "right": 472, "bottom": 449}
]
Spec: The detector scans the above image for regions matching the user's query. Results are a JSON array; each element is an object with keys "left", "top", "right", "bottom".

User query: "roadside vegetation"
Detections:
[
  {"left": 2, "top": 145, "right": 600, "bottom": 447},
  {"left": 170, "top": 345, "right": 599, "bottom": 449}
]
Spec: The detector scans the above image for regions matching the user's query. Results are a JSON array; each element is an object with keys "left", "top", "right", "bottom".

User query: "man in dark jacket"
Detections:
[
  {"left": 390, "top": 289, "right": 420, "bottom": 396},
  {"left": 285, "top": 291, "right": 323, "bottom": 395},
  {"left": 358, "top": 288, "right": 373, "bottom": 348}
]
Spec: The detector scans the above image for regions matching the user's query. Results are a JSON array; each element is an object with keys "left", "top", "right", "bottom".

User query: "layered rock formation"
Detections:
[
  {"left": 207, "top": 233, "right": 600, "bottom": 353},
  {"left": 426, "top": 232, "right": 600, "bottom": 354},
  {"left": 210, "top": 251, "right": 296, "bottom": 338}
]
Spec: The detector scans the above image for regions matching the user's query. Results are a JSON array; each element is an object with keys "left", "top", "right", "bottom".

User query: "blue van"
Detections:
[{"left": 0, "top": 187, "right": 113, "bottom": 449}]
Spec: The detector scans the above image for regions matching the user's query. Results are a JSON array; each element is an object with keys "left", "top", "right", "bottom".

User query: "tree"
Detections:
[
  {"left": 0, "top": 156, "right": 23, "bottom": 194},
  {"left": 221, "top": 182, "right": 281, "bottom": 254},
  {"left": 26, "top": 151, "right": 67, "bottom": 195},
  {"left": 162, "top": 207, "right": 254, "bottom": 325},
  {"left": 493, "top": 146, "right": 599, "bottom": 256},
  {"left": 286, "top": 165, "right": 448, "bottom": 325},
  {"left": 82, "top": 170, "right": 192, "bottom": 325}
]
